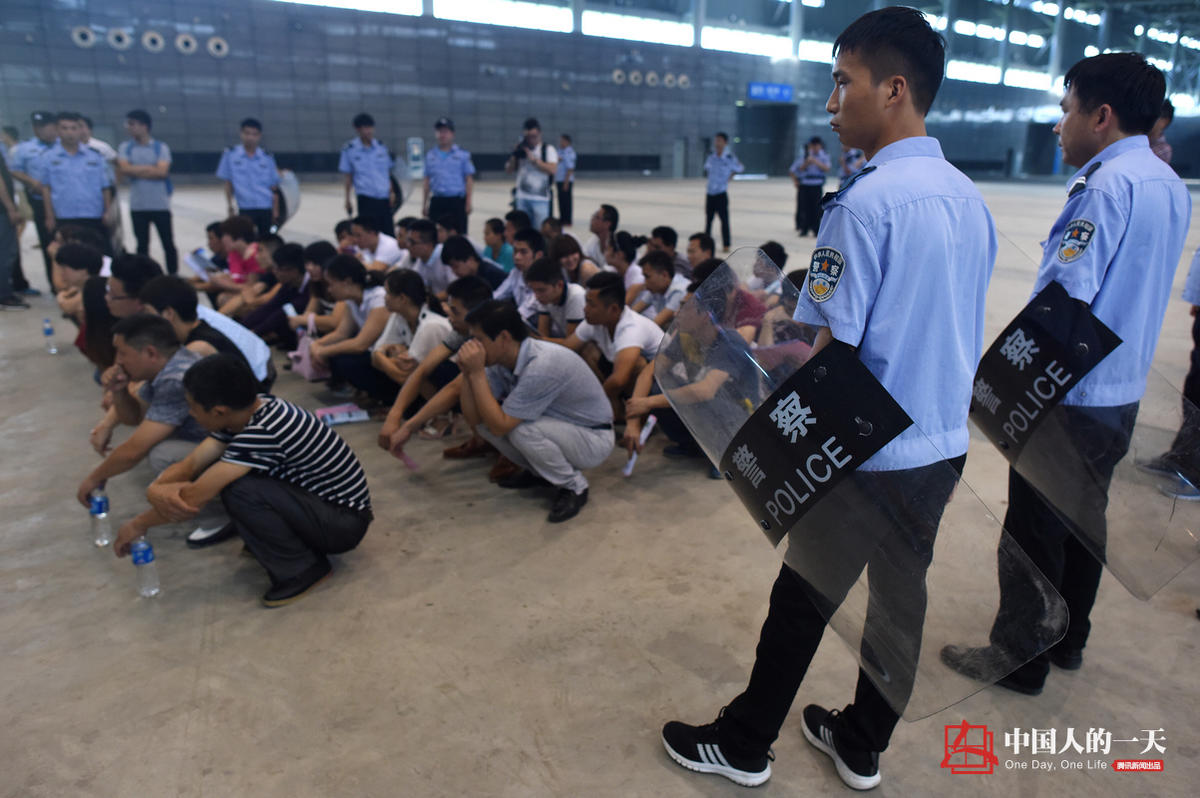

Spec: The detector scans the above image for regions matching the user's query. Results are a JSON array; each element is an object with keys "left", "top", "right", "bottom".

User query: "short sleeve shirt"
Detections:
[
  {"left": 34, "top": 143, "right": 112, "bottom": 218},
  {"left": 118, "top": 139, "right": 171, "bottom": 211},
  {"left": 536, "top": 282, "right": 586, "bottom": 337},
  {"left": 414, "top": 245, "right": 457, "bottom": 296},
  {"left": 573, "top": 306, "right": 664, "bottom": 362},
  {"left": 515, "top": 143, "right": 557, "bottom": 202},
  {"left": 425, "top": 144, "right": 476, "bottom": 197},
  {"left": 360, "top": 233, "right": 404, "bottom": 268},
  {"left": 226, "top": 243, "right": 262, "bottom": 284},
  {"left": 485, "top": 338, "right": 613, "bottom": 427},
  {"left": 637, "top": 273, "right": 691, "bottom": 319},
  {"left": 138, "top": 347, "right": 207, "bottom": 441},
  {"left": 348, "top": 285, "right": 387, "bottom": 331},
  {"left": 12, "top": 137, "right": 55, "bottom": 198},
  {"left": 338, "top": 137, "right": 393, "bottom": 200},
  {"left": 704, "top": 150, "right": 744, "bottom": 195},
  {"left": 790, "top": 150, "right": 830, "bottom": 186},
  {"left": 555, "top": 146, "right": 576, "bottom": 183},
  {"left": 215, "top": 144, "right": 280, "bottom": 210}
]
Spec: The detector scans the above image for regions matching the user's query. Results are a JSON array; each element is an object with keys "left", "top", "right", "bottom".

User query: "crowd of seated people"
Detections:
[{"left": 56, "top": 198, "right": 805, "bottom": 605}]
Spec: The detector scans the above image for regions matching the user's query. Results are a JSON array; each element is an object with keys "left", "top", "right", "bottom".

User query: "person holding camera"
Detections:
[
  {"left": 790, "top": 136, "right": 830, "bottom": 237},
  {"left": 505, "top": 118, "right": 557, "bottom": 230}
]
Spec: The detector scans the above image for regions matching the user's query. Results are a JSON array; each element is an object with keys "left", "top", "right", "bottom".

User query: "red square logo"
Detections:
[{"left": 941, "top": 720, "right": 1000, "bottom": 774}]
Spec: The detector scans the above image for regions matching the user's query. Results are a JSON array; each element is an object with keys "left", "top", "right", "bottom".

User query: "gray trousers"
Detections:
[
  {"left": 148, "top": 437, "right": 228, "bottom": 527},
  {"left": 477, "top": 418, "right": 614, "bottom": 495}
]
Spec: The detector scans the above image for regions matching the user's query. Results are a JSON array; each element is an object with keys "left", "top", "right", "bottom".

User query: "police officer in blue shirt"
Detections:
[
  {"left": 702, "top": 132, "right": 744, "bottom": 252},
  {"left": 423, "top": 118, "right": 475, "bottom": 240},
  {"left": 339, "top": 112, "right": 395, "bottom": 236},
  {"left": 789, "top": 136, "right": 831, "bottom": 237},
  {"left": 32, "top": 111, "right": 113, "bottom": 256},
  {"left": 9, "top": 111, "right": 60, "bottom": 289},
  {"left": 555, "top": 133, "right": 576, "bottom": 226},
  {"left": 943, "top": 53, "right": 1190, "bottom": 696},
  {"left": 216, "top": 118, "right": 280, "bottom": 237},
  {"left": 663, "top": 9, "right": 995, "bottom": 791}
]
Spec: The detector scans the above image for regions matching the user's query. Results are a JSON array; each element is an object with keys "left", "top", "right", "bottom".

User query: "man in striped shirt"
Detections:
[{"left": 112, "top": 354, "right": 372, "bottom": 607}]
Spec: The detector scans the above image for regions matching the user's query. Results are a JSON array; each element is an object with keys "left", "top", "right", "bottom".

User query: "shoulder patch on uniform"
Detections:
[
  {"left": 1057, "top": 219, "right": 1096, "bottom": 263},
  {"left": 808, "top": 247, "right": 846, "bottom": 303},
  {"left": 821, "top": 164, "right": 877, "bottom": 207}
]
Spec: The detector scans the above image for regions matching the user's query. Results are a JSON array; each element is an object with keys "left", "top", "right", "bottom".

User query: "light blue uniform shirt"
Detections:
[
  {"left": 555, "top": 146, "right": 576, "bottom": 183},
  {"left": 1033, "top": 135, "right": 1191, "bottom": 407},
  {"left": 32, "top": 142, "right": 112, "bottom": 219},
  {"left": 789, "top": 150, "right": 830, "bottom": 186},
  {"left": 337, "top": 137, "right": 393, "bottom": 200},
  {"left": 793, "top": 136, "right": 997, "bottom": 470},
  {"left": 1181, "top": 247, "right": 1200, "bottom": 307},
  {"left": 12, "top": 137, "right": 56, "bottom": 197},
  {"left": 704, "top": 150, "right": 744, "bottom": 195},
  {"left": 424, "top": 144, "right": 475, "bottom": 197},
  {"left": 215, "top": 144, "right": 280, "bottom": 210}
]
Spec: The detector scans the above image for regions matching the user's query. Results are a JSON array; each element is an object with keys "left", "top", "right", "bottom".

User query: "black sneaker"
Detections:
[
  {"left": 801, "top": 705, "right": 880, "bottom": 791},
  {"left": 940, "top": 644, "right": 1044, "bottom": 695},
  {"left": 186, "top": 520, "right": 238, "bottom": 549},
  {"left": 0, "top": 296, "right": 30, "bottom": 310},
  {"left": 661, "top": 709, "right": 772, "bottom": 787},
  {"left": 261, "top": 559, "right": 332, "bottom": 607},
  {"left": 1049, "top": 646, "right": 1083, "bottom": 671},
  {"left": 548, "top": 487, "right": 587, "bottom": 523},
  {"left": 497, "top": 469, "right": 551, "bottom": 489},
  {"left": 1135, "top": 454, "right": 1179, "bottom": 478}
]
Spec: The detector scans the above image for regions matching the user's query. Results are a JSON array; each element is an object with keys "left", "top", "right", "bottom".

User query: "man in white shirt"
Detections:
[
  {"left": 406, "top": 218, "right": 455, "bottom": 296},
  {"left": 525, "top": 256, "right": 585, "bottom": 343},
  {"left": 504, "top": 117, "right": 557, "bottom": 230},
  {"left": 352, "top": 215, "right": 404, "bottom": 272}
]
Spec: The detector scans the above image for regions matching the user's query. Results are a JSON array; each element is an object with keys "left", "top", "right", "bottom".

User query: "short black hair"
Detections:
[
  {"left": 323, "top": 254, "right": 367, "bottom": 286},
  {"left": 126, "top": 109, "right": 152, "bottom": 128},
  {"left": 240, "top": 117, "right": 262, "bottom": 131},
  {"left": 112, "top": 313, "right": 179, "bottom": 354},
  {"left": 139, "top": 275, "right": 199, "bottom": 322},
  {"left": 110, "top": 254, "right": 164, "bottom": 296},
  {"left": 56, "top": 111, "right": 83, "bottom": 124},
  {"left": 560, "top": 133, "right": 572, "bottom": 143},
  {"left": 385, "top": 268, "right": 433, "bottom": 311},
  {"left": 303, "top": 240, "right": 338, "bottom": 268},
  {"left": 206, "top": 221, "right": 223, "bottom": 236},
  {"left": 688, "top": 232, "right": 715, "bottom": 254},
  {"left": 1063, "top": 52, "right": 1166, "bottom": 134},
  {"left": 397, "top": 216, "right": 419, "bottom": 231},
  {"left": 522, "top": 117, "right": 540, "bottom": 131},
  {"left": 54, "top": 243, "right": 103, "bottom": 275},
  {"left": 759, "top": 241, "right": 788, "bottom": 270},
  {"left": 504, "top": 210, "right": 532, "bottom": 231},
  {"left": 81, "top": 116, "right": 94, "bottom": 129},
  {"left": 273, "top": 242, "right": 305, "bottom": 272},
  {"left": 351, "top": 215, "right": 382, "bottom": 234},
  {"left": 689, "top": 257, "right": 726, "bottom": 290},
  {"left": 715, "top": 131, "right": 729, "bottom": 142},
  {"left": 446, "top": 275, "right": 494, "bottom": 310},
  {"left": 258, "top": 233, "right": 283, "bottom": 252},
  {"left": 640, "top": 249, "right": 675, "bottom": 277},
  {"left": 650, "top": 225, "right": 678, "bottom": 250},
  {"left": 586, "top": 271, "right": 625, "bottom": 308},
  {"left": 220, "top": 215, "right": 257, "bottom": 243},
  {"left": 466, "top": 299, "right": 529, "bottom": 341},
  {"left": 541, "top": 217, "right": 563, "bottom": 234},
  {"left": 1161, "top": 99, "right": 1175, "bottom": 123},
  {"left": 441, "top": 235, "right": 478, "bottom": 264},
  {"left": 407, "top": 218, "right": 437, "bottom": 246},
  {"left": 485, "top": 217, "right": 505, "bottom": 236},
  {"left": 524, "top": 257, "right": 564, "bottom": 286},
  {"left": 184, "top": 354, "right": 259, "bottom": 411},
  {"left": 786, "top": 269, "right": 809, "bottom": 290},
  {"left": 352, "top": 112, "right": 375, "bottom": 128},
  {"left": 833, "top": 6, "right": 945, "bottom": 115},
  {"left": 598, "top": 204, "right": 619, "bottom": 230},
  {"left": 1, "top": 125, "right": 18, "bottom": 140},
  {"left": 334, "top": 219, "right": 355, "bottom": 239},
  {"left": 435, "top": 213, "right": 461, "bottom": 234},
  {"left": 512, "top": 227, "right": 545, "bottom": 255}
]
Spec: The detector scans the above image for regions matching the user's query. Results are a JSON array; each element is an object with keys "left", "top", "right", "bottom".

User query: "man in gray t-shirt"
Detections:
[
  {"left": 116, "top": 110, "right": 178, "bottom": 275},
  {"left": 459, "top": 300, "right": 614, "bottom": 523}
]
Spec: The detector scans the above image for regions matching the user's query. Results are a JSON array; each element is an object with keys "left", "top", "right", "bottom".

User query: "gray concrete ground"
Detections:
[{"left": 2, "top": 176, "right": 1199, "bottom": 797}]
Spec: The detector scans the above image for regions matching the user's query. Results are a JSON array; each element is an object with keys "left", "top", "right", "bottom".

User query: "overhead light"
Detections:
[
  {"left": 1134, "top": 24, "right": 1145, "bottom": 36},
  {"left": 583, "top": 10, "right": 693, "bottom": 46},
  {"left": 1084, "top": 45, "right": 1099, "bottom": 57},
  {"left": 946, "top": 59, "right": 1001, "bottom": 85}
]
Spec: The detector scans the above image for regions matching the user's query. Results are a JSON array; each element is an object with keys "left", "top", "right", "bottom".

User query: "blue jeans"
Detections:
[{"left": 515, "top": 197, "right": 550, "bottom": 230}]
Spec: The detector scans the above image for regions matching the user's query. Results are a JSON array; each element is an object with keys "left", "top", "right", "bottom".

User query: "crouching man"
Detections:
[
  {"left": 112, "top": 353, "right": 373, "bottom": 607},
  {"left": 458, "top": 300, "right": 614, "bottom": 523}
]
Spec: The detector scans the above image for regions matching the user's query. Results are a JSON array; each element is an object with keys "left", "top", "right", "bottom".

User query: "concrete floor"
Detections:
[{"left": 2, "top": 176, "right": 1199, "bottom": 797}]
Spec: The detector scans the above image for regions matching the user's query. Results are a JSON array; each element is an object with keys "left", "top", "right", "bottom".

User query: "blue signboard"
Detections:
[{"left": 748, "top": 81, "right": 794, "bottom": 102}]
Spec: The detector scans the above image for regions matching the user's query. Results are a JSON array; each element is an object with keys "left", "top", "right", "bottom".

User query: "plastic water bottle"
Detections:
[
  {"left": 43, "top": 319, "right": 58, "bottom": 354},
  {"left": 89, "top": 489, "right": 113, "bottom": 548},
  {"left": 130, "top": 537, "right": 161, "bottom": 598}
]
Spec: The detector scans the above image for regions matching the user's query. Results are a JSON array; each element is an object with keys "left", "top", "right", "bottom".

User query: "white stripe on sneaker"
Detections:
[{"left": 711, "top": 745, "right": 731, "bottom": 768}]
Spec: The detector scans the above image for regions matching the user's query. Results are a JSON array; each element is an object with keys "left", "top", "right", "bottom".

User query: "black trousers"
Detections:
[
  {"left": 221, "top": 474, "right": 371, "bottom": 584},
  {"left": 988, "top": 403, "right": 1137, "bottom": 688},
  {"left": 704, "top": 192, "right": 730, "bottom": 248},
  {"left": 329, "top": 350, "right": 400, "bottom": 404},
  {"left": 428, "top": 195, "right": 467, "bottom": 236},
  {"left": 242, "top": 208, "right": 274, "bottom": 237},
  {"left": 26, "top": 192, "right": 51, "bottom": 288},
  {"left": 556, "top": 181, "right": 573, "bottom": 226},
  {"left": 356, "top": 195, "right": 393, "bottom": 237},
  {"left": 56, "top": 217, "right": 112, "bottom": 256},
  {"left": 130, "top": 210, "right": 178, "bottom": 274},
  {"left": 1165, "top": 311, "right": 1200, "bottom": 483},
  {"left": 796, "top": 184, "right": 824, "bottom": 236},
  {"left": 721, "top": 456, "right": 964, "bottom": 758}
]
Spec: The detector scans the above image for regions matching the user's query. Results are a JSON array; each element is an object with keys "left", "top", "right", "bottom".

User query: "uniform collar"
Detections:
[
  {"left": 1066, "top": 135, "right": 1149, "bottom": 187},
  {"left": 236, "top": 144, "right": 265, "bottom": 158},
  {"left": 355, "top": 137, "right": 378, "bottom": 149},
  {"left": 866, "top": 136, "right": 943, "bottom": 166}
]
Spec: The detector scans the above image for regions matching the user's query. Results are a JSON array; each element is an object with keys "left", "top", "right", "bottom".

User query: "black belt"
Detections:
[{"left": 590, "top": 423, "right": 613, "bottom": 431}]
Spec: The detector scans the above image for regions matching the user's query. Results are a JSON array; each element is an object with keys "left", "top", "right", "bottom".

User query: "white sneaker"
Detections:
[{"left": 186, "top": 521, "right": 237, "bottom": 548}]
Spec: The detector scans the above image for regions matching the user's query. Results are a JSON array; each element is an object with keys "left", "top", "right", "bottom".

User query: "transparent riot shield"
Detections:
[
  {"left": 972, "top": 281, "right": 1200, "bottom": 599},
  {"left": 391, "top": 160, "right": 415, "bottom": 214},
  {"left": 656, "top": 249, "right": 1068, "bottom": 720},
  {"left": 273, "top": 170, "right": 301, "bottom": 232}
]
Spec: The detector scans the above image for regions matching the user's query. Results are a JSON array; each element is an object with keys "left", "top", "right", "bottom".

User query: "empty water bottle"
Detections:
[
  {"left": 130, "top": 537, "right": 160, "bottom": 598},
  {"left": 43, "top": 319, "right": 58, "bottom": 354},
  {"left": 89, "top": 489, "right": 113, "bottom": 548}
]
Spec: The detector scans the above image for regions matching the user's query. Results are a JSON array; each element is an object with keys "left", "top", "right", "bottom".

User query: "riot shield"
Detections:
[
  {"left": 972, "top": 281, "right": 1200, "bottom": 599},
  {"left": 391, "top": 154, "right": 416, "bottom": 215},
  {"left": 273, "top": 170, "right": 301, "bottom": 232},
  {"left": 656, "top": 249, "right": 1068, "bottom": 720}
]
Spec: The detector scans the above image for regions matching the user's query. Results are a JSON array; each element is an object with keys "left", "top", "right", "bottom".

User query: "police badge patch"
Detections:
[
  {"left": 808, "top": 247, "right": 845, "bottom": 303},
  {"left": 1057, "top": 219, "right": 1095, "bottom": 263}
]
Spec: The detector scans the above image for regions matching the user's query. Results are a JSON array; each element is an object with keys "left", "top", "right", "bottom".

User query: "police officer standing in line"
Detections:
[
  {"left": 555, "top": 133, "right": 576, "bottom": 226},
  {"left": 216, "top": 118, "right": 280, "bottom": 237},
  {"left": 339, "top": 112, "right": 395, "bottom": 236},
  {"left": 9, "top": 111, "right": 59, "bottom": 291},
  {"left": 32, "top": 111, "right": 113, "bottom": 256},
  {"left": 942, "top": 53, "right": 1190, "bottom": 695},
  {"left": 702, "top": 132, "right": 743, "bottom": 253},
  {"left": 662, "top": 8, "right": 996, "bottom": 790},
  {"left": 423, "top": 117, "right": 475, "bottom": 237}
]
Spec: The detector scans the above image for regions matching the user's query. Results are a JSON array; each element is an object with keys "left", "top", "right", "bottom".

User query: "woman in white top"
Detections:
[
  {"left": 549, "top": 233, "right": 602, "bottom": 287},
  {"left": 370, "top": 269, "right": 453, "bottom": 395},
  {"left": 604, "top": 230, "right": 647, "bottom": 306},
  {"left": 310, "top": 255, "right": 390, "bottom": 398}
]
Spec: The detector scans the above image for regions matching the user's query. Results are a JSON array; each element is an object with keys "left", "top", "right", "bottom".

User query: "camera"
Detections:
[{"left": 512, "top": 143, "right": 529, "bottom": 160}]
